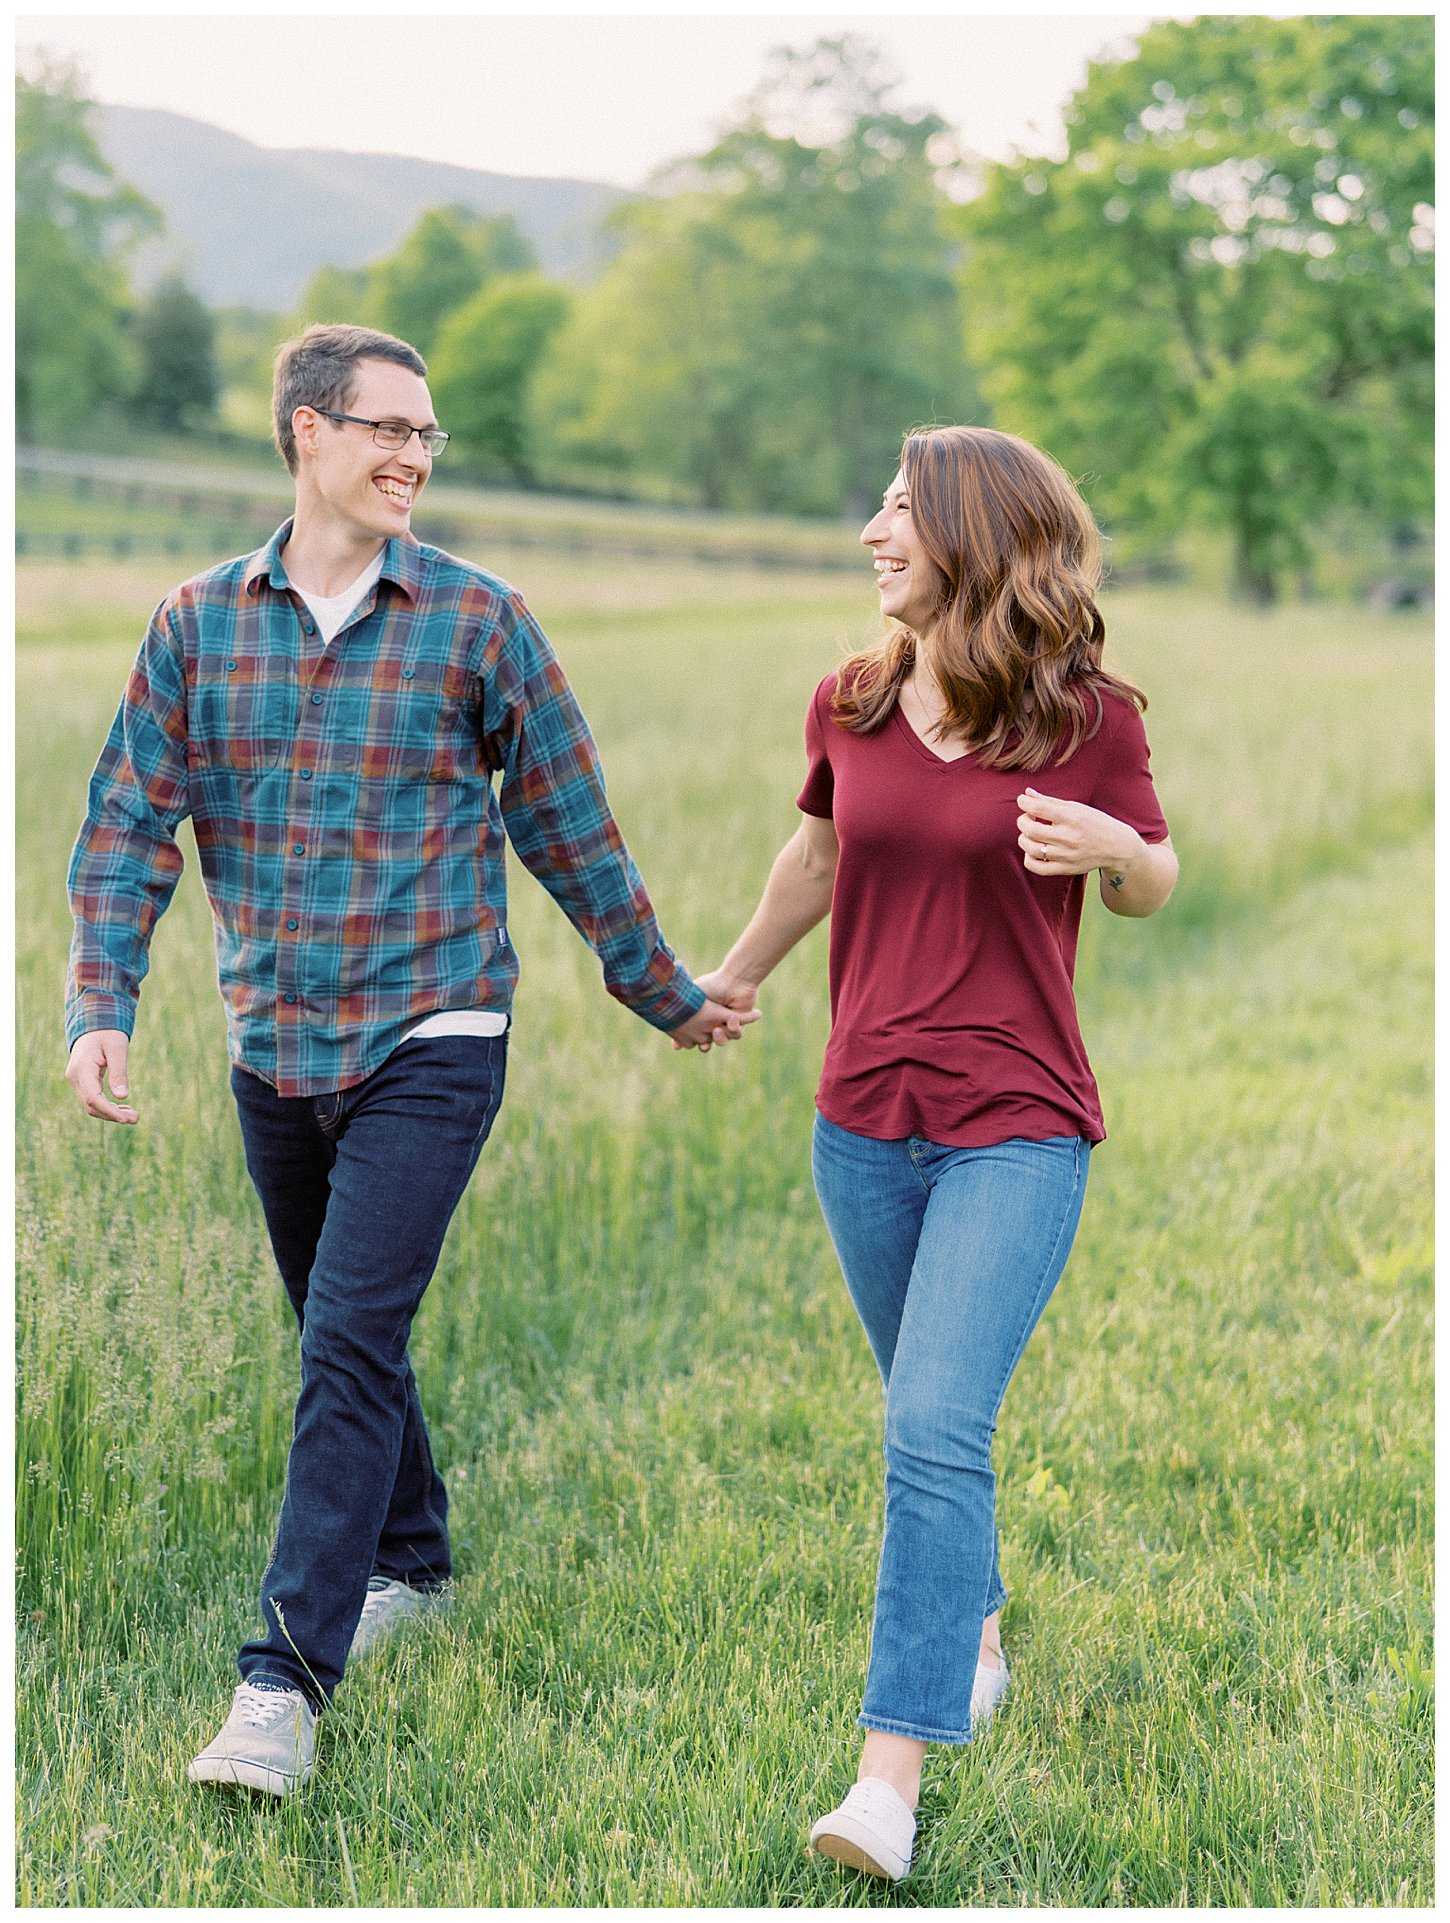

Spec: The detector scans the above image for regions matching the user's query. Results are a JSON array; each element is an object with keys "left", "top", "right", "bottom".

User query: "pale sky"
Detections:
[{"left": 16, "top": 8, "right": 1166, "bottom": 187}]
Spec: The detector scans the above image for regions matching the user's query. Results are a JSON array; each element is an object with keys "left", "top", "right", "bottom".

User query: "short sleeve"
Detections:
[
  {"left": 795, "top": 677, "right": 836, "bottom": 818},
  {"left": 1090, "top": 698, "right": 1170, "bottom": 844}
]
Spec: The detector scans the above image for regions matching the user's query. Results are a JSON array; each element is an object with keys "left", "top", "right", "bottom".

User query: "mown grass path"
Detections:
[{"left": 16, "top": 555, "right": 1431, "bottom": 1904}]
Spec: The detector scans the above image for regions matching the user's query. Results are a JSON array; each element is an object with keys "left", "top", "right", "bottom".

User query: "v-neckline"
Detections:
[{"left": 891, "top": 700, "right": 976, "bottom": 768}]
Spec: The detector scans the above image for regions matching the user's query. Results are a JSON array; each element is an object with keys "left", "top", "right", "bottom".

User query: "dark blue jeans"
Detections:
[{"left": 230, "top": 1034, "right": 506, "bottom": 1708}]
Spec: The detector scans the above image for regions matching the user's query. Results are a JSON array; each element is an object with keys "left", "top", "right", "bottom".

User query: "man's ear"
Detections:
[{"left": 293, "top": 406, "right": 319, "bottom": 462}]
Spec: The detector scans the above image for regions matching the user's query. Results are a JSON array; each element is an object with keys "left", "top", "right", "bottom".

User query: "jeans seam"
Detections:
[{"left": 991, "top": 1146, "right": 1087, "bottom": 1424}]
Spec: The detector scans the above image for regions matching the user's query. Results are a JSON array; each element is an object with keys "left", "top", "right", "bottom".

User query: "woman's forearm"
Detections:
[
  {"left": 716, "top": 830, "right": 836, "bottom": 992},
  {"left": 1099, "top": 836, "right": 1178, "bottom": 917}
]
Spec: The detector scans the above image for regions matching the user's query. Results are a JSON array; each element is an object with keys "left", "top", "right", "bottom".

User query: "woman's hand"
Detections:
[
  {"left": 672, "top": 971, "right": 761, "bottom": 1052},
  {"left": 1017, "top": 788, "right": 1178, "bottom": 916},
  {"left": 671, "top": 993, "right": 762, "bottom": 1054},
  {"left": 1015, "top": 788, "right": 1145, "bottom": 878},
  {"left": 694, "top": 968, "right": 759, "bottom": 1012}
]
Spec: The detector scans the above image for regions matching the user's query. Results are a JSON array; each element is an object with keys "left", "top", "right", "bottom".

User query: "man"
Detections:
[{"left": 64, "top": 322, "right": 752, "bottom": 1795}]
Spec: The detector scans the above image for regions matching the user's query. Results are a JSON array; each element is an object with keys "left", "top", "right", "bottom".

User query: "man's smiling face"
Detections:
[{"left": 295, "top": 357, "right": 438, "bottom": 541}]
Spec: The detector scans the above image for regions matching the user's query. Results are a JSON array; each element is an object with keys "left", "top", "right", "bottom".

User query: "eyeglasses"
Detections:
[{"left": 312, "top": 408, "right": 450, "bottom": 457}]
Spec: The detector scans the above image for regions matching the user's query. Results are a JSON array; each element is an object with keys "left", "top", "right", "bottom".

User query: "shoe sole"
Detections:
[
  {"left": 809, "top": 1819, "right": 909, "bottom": 1882},
  {"left": 188, "top": 1755, "right": 308, "bottom": 1796}
]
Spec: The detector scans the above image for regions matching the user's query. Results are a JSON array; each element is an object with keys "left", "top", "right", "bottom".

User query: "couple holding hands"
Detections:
[{"left": 65, "top": 323, "right": 1175, "bottom": 1883}]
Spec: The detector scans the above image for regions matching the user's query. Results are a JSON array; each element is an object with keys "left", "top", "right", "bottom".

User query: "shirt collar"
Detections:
[{"left": 243, "top": 519, "right": 423, "bottom": 604}]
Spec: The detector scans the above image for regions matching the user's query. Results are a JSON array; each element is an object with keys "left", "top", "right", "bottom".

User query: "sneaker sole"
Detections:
[
  {"left": 809, "top": 1817, "right": 909, "bottom": 1882},
  {"left": 187, "top": 1755, "right": 309, "bottom": 1796}
]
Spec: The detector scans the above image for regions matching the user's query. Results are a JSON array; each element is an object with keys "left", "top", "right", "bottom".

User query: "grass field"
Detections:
[{"left": 15, "top": 543, "right": 1432, "bottom": 1905}]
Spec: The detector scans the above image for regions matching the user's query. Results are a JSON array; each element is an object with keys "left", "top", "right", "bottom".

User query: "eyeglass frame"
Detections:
[{"left": 310, "top": 407, "right": 450, "bottom": 456}]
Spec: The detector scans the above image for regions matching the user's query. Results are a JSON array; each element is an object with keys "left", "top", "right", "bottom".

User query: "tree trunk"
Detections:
[{"left": 1231, "top": 520, "right": 1278, "bottom": 606}]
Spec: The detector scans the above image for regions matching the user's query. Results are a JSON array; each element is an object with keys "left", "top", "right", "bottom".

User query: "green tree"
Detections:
[
  {"left": 15, "top": 60, "right": 160, "bottom": 438},
  {"left": 959, "top": 15, "right": 1433, "bottom": 601},
  {"left": 293, "top": 206, "right": 536, "bottom": 360},
  {"left": 429, "top": 275, "right": 570, "bottom": 477},
  {"left": 295, "top": 262, "right": 378, "bottom": 332},
  {"left": 538, "top": 37, "right": 972, "bottom": 514},
  {"left": 370, "top": 206, "right": 534, "bottom": 358},
  {"left": 130, "top": 276, "right": 219, "bottom": 430}
]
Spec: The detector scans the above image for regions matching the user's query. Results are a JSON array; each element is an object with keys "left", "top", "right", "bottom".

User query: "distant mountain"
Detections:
[{"left": 95, "top": 104, "right": 632, "bottom": 310}]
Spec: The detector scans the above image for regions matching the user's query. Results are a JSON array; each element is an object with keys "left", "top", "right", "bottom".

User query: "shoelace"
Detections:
[{"left": 235, "top": 1684, "right": 299, "bottom": 1729}]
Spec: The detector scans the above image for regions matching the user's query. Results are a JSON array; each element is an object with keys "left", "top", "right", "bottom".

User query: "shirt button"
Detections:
[
  {"left": 311, "top": 692, "right": 323, "bottom": 705},
  {"left": 304, "top": 622, "right": 316, "bottom": 636},
  {"left": 226, "top": 659, "right": 238, "bottom": 671},
  {"left": 284, "top": 993, "right": 297, "bottom": 1005},
  {"left": 402, "top": 668, "right": 415, "bottom": 680},
  {"left": 300, "top": 768, "right": 312, "bottom": 781},
  {"left": 292, "top": 842, "right": 305, "bottom": 856},
  {"left": 286, "top": 917, "right": 299, "bottom": 932}
]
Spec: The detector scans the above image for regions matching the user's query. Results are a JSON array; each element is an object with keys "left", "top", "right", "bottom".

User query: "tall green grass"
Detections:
[{"left": 16, "top": 555, "right": 1431, "bottom": 1904}]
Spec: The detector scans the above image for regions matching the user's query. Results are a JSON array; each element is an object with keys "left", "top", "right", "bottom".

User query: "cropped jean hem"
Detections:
[
  {"left": 858, "top": 1712, "right": 971, "bottom": 1746},
  {"left": 984, "top": 1582, "right": 1008, "bottom": 1618}
]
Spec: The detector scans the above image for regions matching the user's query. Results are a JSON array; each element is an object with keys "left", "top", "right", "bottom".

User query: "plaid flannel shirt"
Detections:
[{"left": 65, "top": 521, "right": 705, "bottom": 1096}]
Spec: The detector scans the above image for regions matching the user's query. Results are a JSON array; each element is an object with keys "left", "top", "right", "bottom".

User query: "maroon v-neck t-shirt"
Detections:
[{"left": 796, "top": 674, "right": 1170, "bottom": 1148}]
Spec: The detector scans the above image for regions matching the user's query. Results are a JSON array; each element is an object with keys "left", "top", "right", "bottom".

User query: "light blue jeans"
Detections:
[{"left": 811, "top": 1113, "right": 1090, "bottom": 1743}]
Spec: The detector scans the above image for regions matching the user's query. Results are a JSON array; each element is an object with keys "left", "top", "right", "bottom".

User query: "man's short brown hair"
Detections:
[{"left": 271, "top": 323, "right": 427, "bottom": 475}]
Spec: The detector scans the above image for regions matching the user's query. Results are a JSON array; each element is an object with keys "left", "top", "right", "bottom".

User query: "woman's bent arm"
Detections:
[
  {"left": 700, "top": 815, "right": 839, "bottom": 1008},
  {"left": 1096, "top": 835, "right": 1178, "bottom": 917}
]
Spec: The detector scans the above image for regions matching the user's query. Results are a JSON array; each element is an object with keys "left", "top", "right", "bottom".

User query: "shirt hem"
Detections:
[{"left": 814, "top": 1091, "right": 1103, "bottom": 1150}]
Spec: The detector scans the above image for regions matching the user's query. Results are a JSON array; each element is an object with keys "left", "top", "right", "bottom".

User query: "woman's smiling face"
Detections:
[{"left": 860, "top": 468, "right": 944, "bottom": 634}]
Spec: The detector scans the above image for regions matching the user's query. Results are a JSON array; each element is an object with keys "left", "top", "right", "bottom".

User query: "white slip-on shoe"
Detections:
[
  {"left": 349, "top": 1576, "right": 439, "bottom": 1661},
  {"left": 809, "top": 1776, "right": 916, "bottom": 1882},
  {"left": 971, "top": 1653, "right": 1011, "bottom": 1733},
  {"left": 188, "top": 1681, "right": 316, "bottom": 1795}
]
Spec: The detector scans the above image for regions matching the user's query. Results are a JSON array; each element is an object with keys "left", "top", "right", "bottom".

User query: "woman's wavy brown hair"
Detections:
[{"left": 833, "top": 425, "right": 1145, "bottom": 769}]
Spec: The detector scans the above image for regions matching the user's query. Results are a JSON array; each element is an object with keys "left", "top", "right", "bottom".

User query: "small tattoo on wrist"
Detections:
[{"left": 1107, "top": 870, "right": 1126, "bottom": 891}]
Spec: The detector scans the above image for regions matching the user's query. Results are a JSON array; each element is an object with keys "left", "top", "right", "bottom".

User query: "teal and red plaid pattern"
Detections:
[{"left": 66, "top": 521, "right": 704, "bottom": 1096}]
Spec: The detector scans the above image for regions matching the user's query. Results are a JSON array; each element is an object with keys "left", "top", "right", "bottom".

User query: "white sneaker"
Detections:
[
  {"left": 809, "top": 1777, "right": 916, "bottom": 1882},
  {"left": 971, "top": 1652, "right": 1011, "bottom": 1733},
  {"left": 349, "top": 1576, "right": 439, "bottom": 1661},
  {"left": 188, "top": 1682, "right": 316, "bottom": 1795}
]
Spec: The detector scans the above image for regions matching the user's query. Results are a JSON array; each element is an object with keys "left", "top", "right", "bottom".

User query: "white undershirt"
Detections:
[
  {"left": 291, "top": 550, "right": 508, "bottom": 1045},
  {"left": 293, "top": 550, "right": 386, "bottom": 645}
]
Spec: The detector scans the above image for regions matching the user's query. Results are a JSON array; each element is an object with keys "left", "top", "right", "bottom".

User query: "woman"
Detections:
[{"left": 695, "top": 426, "right": 1178, "bottom": 1881}]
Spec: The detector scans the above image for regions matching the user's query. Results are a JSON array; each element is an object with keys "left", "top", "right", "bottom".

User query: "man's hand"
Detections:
[
  {"left": 671, "top": 995, "right": 762, "bottom": 1054},
  {"left": 65, "top": 1030, "right": 139, "bottom": 1124}
]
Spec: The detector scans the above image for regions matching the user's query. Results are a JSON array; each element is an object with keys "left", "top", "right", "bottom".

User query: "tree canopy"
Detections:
[
  {"left": 538, "top": 37, "right": 974, "bottom": 515},
  {"left": 130, "top": 277, "right": 219, "bottom": 430},
  {"left": 296, "top": 204, "right": 536, "bottom": 360},
  {"left": 429, "top": 274, "right": 570, "bottom": 477},
  {"left": 16, "top": 60, "right": 160, "bottom": 437},
  {"left": 958, "top": 15, "right": 1433, "bottom": 600}
]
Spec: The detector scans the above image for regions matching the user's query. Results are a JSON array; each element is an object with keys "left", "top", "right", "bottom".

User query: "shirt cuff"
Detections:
[
  {"left": 610, "top": 953, "right": 707, "bottom": 1034},
  {"left": 65, "top": 991, "right": 137, "bottom": 1052}
]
